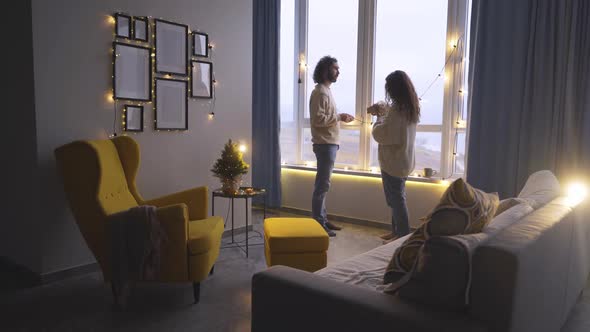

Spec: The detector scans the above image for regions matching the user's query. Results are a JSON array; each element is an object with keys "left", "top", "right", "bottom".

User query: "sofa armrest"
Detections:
[
  {"left": 252, "top": 266, "right": 487, "bottom": 332},
  {"left": 145, "top": 186, "right": 208, "bottom": 221}
]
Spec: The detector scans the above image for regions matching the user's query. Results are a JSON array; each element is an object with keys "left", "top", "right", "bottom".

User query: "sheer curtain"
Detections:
[{"left": 466, "top": 0, "right": 590, "bottom": 198}]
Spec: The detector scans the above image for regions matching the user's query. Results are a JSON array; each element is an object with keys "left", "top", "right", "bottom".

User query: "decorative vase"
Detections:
[{"left": 221, "top": 176, "right": 242, "bottom": 195}]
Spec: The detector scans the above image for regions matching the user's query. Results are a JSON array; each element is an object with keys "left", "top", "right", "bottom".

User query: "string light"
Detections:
[{"left": 298, "top": 54, "right": 306, "bottom": 84}]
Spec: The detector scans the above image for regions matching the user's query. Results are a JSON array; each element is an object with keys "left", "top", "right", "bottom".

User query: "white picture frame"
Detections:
[
  {"left": 192, "top": 32, "right": 209, "bottom": 57},
  {"left": 124, "top": 105, "right": 144, "bottom": 132},
  {"left": 113, "top": 42, "right": 151, "bottom": 101},
  {"left": 115, "top": 13, "right": 131, "bottom": 39},
  {"left": 155, "top": 78, "right": 188, "bottom": 130},
  {"left": 191, "top": 60, "right": 213, "bottom": 99},
  {"left": 155, "top": 19, "right": 188, "bottom": 76},
  {"left": 133, "top": 17, "right": 148, "bottom": 42}
]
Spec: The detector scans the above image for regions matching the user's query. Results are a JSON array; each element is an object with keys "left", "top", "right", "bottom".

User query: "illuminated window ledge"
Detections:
[{"left": 281, "top": 164, "right": 451, "bottom": 185}]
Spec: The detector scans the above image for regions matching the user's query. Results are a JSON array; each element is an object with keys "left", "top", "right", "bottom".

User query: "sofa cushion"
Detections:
[
  {"left": 517, "top": 170, "right": 561, "bottom": 208},
  {"left": 383, "top": 178, "right": 499, "bottom": 286},
  {"left": 494, "top": 197, "right": 532, "bottom": 216},
  {"left": 396, "top": 202, "right": 534, "bottom": 309}
]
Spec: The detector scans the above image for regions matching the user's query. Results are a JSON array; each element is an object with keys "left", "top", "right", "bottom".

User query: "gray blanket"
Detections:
[{"left": 109, "top": 205, "right": 167, "bottom": 304}]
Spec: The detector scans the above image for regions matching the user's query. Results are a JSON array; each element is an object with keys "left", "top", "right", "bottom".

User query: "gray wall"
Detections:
[
  {"left": 2, "top": 0, "right": 41, "bottom": 273},
  {"left": 30, "top": 0, "right": 252, "bottom": 275}
]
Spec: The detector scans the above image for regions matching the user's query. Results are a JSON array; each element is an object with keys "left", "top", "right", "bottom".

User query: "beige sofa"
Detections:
[{"left": 252, "top": 172, "right": 589, "bottom": 332}]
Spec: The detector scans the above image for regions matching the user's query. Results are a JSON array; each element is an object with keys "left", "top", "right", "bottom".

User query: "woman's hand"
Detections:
[
  {"left": 339, "top": 113, "right": 355, "bottom": 123},
  {"left": 367, "top": 102, "right": 386, "bottom": 116}
]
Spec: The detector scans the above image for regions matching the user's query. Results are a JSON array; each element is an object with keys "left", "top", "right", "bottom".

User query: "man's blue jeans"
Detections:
[
  {"left": 381, "top": 170, "right": 410, "bottom": 236},
  {"left": 312, "top": 144, "right": 338, "bottom": 227}
]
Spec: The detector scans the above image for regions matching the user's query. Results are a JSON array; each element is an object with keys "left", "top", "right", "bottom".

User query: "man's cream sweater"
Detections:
[
  {"left": 309, "top": 84, "right": 340, "bottom": 145},
  {"left": 371, "top": 104, "right": 417, "bottom": 178}
]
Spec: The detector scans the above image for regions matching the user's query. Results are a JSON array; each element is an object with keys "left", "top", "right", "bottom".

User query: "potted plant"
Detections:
[{"left": 211, "top": 139, "right": 249, "bottom": 195}]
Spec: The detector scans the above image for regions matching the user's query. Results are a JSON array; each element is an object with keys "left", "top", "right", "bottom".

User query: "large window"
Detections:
[{"left": 280, "top": 0, "right": 471, "bottom": 178}]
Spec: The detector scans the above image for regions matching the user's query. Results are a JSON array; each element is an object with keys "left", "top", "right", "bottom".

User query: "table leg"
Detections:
[
  {"left": 246, "top": 197, "right": 249, "bottom": 257},
  {"left": 231, "top": 197, "right": 235, "bottom": 243}
]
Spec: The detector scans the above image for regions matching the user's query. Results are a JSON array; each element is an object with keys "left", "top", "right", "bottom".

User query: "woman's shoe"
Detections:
[
  {"left": 379, "top": 232, "right": 396, "bottom": 240},
  {"left": 382, "top": 237, "right": 399, "bottom": 245}
]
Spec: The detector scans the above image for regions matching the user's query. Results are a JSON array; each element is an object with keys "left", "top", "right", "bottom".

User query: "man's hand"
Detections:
[{"left": 339, "top": 113, "right": 355, "bottom": 123}]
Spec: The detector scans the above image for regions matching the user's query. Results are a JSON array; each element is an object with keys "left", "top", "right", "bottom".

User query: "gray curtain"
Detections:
[
  {"left": 252, "top": 0, "right": 282, "bottom": 207},
  {"left": 467, "top": 0, "right": 590, "bottom": 198}
]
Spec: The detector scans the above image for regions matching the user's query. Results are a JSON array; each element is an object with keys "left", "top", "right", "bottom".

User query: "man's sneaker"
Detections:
[
  {"left": 326, "top": 221, "right": 342, "bottom": 231},
  {"left": 323, "top": 226, "right": 336, "bottom": 237}
]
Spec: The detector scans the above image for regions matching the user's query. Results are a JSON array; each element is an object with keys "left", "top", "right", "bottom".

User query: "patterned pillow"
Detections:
[{"left": 383, "top": 178, "right": 499, "bottom": 286}]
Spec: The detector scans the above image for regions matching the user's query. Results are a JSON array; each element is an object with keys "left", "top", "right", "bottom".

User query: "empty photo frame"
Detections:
[
  {"left": 155, "top": 19, "right": 188, "bottom": 76},
  {"left": 115, "top": 13, "right": 131, "bottom": 38},
  {"left": 124, "top": 105, "right": 144, "bottom": 132},
  {"left": 191, "top": 60, "right": 213, "bottom": 98},
  {"left": 113, "top": 42, "right": 152, "bottom": 101},
  {"left": 155, "top": 78, "right": 188, "bottom": 130},
  {"left": 192, "top": 32, "right": 209, "bottom": 57},
  {"left": 133, "top": 17, "right": 148, "bottom": 42}
]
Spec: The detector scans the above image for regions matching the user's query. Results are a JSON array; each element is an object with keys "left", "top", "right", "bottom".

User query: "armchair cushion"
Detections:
[{"left": 188, "top": 216, "right": 225, "bottom": 254}]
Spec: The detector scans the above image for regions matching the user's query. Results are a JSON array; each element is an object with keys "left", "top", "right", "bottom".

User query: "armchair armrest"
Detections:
[
  {"left": 252, "top": 266, "right": 487, "bottom": 332},
  {"left": 145, "top": 186, "right": 208, "bottom": 221}
]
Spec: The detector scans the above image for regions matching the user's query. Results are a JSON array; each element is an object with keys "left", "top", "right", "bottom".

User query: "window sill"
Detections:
[{"left": 281, "top": 164, "right": 451, "bottom": 185}]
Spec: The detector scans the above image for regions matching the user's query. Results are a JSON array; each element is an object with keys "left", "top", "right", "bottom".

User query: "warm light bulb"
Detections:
[
  {"left": 208, "top": 113, "right": 215, "bottom": 120},
  {"left": 566, "top": 182, "right": 588, "bottom": 205},
  {"left": 105, "top": 92, "right": 114, "bottom": 102},
  {"left": 440, "top": 180, "right": 450, "bottom": 186},
  {"left": 456, "top": 119, "right": 467, "bottom": 128},
  {"left": 107, "top": 16, "right": 116, "bottom": 25},
  {"left": 239, "top": 144, "right": 247, "bottom": 152}
]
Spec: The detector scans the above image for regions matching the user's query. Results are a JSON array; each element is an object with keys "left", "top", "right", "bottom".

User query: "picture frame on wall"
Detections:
[
  {"left": 113, "top": 42, "right": 152, "bottom": 101},
  {"left": 192, "top": 31, "right": 209, "bottom": 57},
  {"left": 133, "top": 16, "right": 149, "bottom": 42},
  {"left": 155, "top": 78, "right": 188, "bottom": 130},
  {"left": 124, "top": 105, "right": 144, "bottom": 132},
  {"left": 190, "top": 60, "right": 213, "bottom": 99},
  {"left": 155, "top": 19, "right": 188, "bottom": 76},
  {"left": 115, "top": 13, "right": 131, "bottom": 39}
]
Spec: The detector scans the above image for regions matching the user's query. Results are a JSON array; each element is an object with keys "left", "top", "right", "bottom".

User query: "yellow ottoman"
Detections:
[{"left": 264, "top": 218, "right": 329, "bottom": 272}]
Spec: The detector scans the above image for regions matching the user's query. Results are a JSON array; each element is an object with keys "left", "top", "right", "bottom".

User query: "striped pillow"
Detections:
[{"left": 383, "top": 178, "right": 499, "bottom": 286}]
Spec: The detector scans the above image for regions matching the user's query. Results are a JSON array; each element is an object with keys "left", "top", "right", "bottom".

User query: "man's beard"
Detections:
[{"left": 328, "top": 73, "right": 338, "bottom": 82}]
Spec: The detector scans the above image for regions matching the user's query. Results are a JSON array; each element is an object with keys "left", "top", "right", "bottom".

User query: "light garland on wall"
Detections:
[{"left": 107, "top": 13, "right": 218, "bottom": 136}]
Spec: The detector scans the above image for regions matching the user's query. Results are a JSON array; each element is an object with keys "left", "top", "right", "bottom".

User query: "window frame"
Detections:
[{"left": 282, "top": 0, "right": 471, "bottom": 179}]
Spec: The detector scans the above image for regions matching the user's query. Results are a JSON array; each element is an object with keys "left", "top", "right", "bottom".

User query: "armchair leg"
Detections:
[
  {"left": 209, "top": 265, "right": 215, "bottom": 275},
  {"left": 193, "top": 282, "right": 200, "bottom": 304}
]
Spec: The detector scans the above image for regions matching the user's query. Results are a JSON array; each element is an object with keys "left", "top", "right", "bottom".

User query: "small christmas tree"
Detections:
[{"left": 211, "top": 139, "right": 249, "bottom": 180}]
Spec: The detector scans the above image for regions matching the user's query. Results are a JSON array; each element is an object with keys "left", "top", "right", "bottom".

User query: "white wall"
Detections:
[
  {"left": 282, "top": 168, "right": 447, "bottom": 228},
  {"left": 31, "top": 0, "right": 252, "bottom": 275}
]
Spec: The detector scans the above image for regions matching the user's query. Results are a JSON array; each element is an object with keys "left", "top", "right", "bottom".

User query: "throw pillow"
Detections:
[
  {"left": 396, "top": 202, "right": 534, "bottom": 309},
  {"left": 383, "top": 178, "right": 499, "bottom": 287},
  {"left": 517, "top": 170, "right": 561, "bottom": 208}
]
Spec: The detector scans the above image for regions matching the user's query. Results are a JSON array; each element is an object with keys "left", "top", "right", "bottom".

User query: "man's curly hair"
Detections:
[{"left": 312, "top": 56, "right": 338, "bottom": 84}]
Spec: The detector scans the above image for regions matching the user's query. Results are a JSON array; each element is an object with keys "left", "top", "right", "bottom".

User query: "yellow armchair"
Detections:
[{"left": 54, "top": 136, "right": 224, "bottom": 303}]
